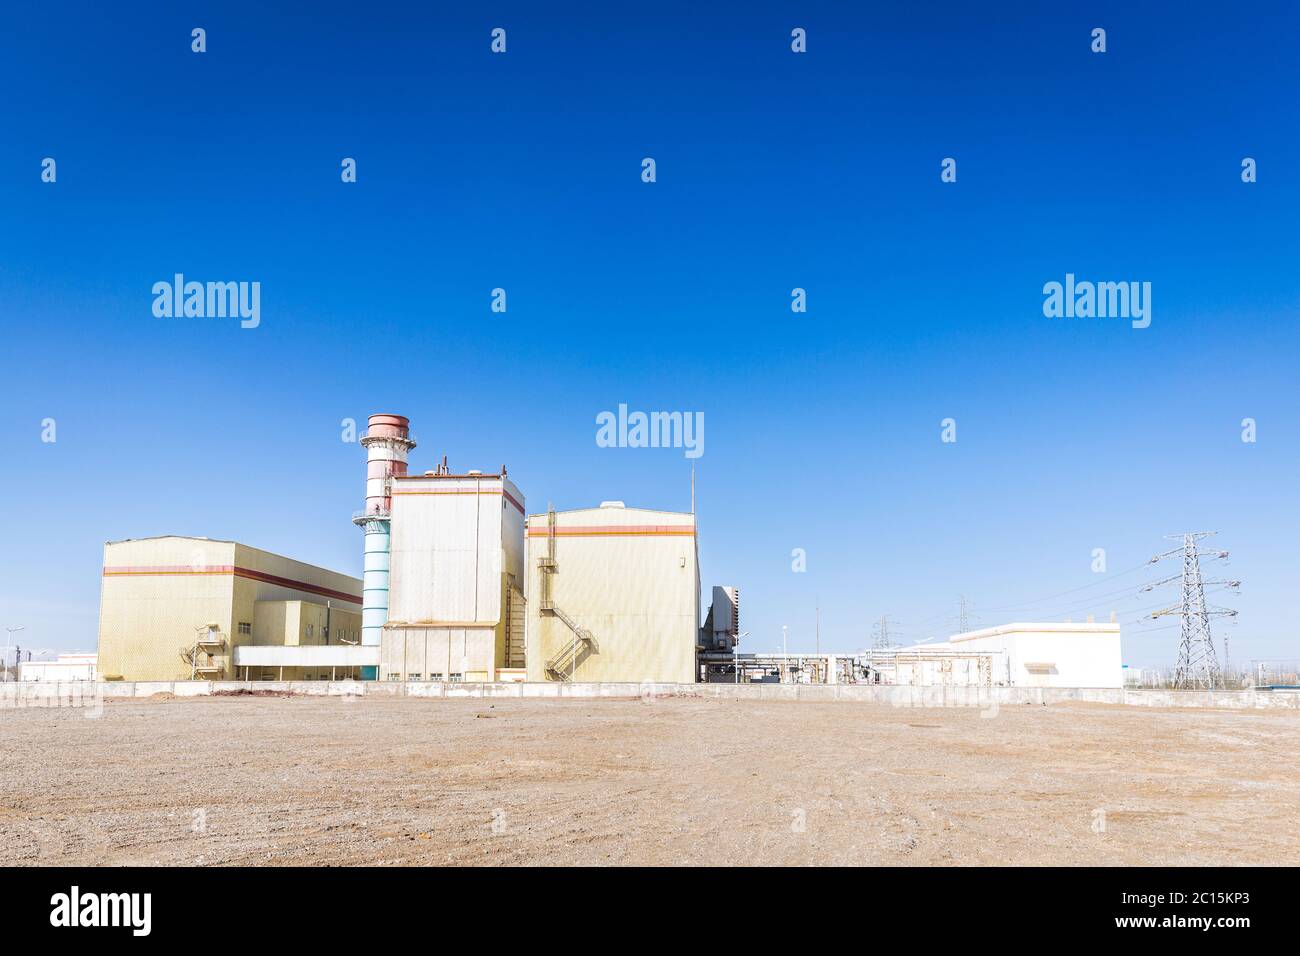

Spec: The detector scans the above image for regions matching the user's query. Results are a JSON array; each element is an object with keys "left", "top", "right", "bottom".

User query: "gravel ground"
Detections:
[{"left": 1, "top": 694, "right": 1297, "bottom": 866}]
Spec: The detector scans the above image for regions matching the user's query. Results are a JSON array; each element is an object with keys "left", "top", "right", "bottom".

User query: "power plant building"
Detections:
[
  {"left": 89, "top": 412, "right": 1121, "bottom": 692},
  {"left": 379, "top": 469, "right": 526, "bottom": 681},
  {"left": 96, "top": 536, "right": 364, "bottom": 681},
  {"left": 883, "top": 622, "right": 1124, "bottom": 688},
  {"left": 524, "top": 502, "right": 699, "bottom": 684}
]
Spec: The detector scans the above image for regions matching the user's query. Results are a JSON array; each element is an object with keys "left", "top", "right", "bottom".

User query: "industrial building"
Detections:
[
  {"left": 96, "top": 536, "right": 364, "bottom": 681},
  {"left": 88, "top": 411, "right": 1125, "bottom": 691},
  {"left": 379, "top": 464, "right": 526, "bottom": 682},
  {"left": 17, "top": 653, "right": 97, "bottom": 682},
  {"left": 92, "top": 414, "right": 713, "bottom": 686},
  {"left": 524, "top": 502, "right": 699, "bottom": 683},
  {"left": 699, "top": 586, "right": 741, "bottom": 654},
  {"left": 868, "top": 622, "right": 1123, "bottom": 688}
]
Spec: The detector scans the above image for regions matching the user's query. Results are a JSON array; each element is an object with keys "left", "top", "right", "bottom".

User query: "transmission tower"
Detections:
[
  {"left": 957, "top": 594, "right": 976, "bottom": 634},
  {"left": 1142, "top": 532, "right": 1239, "bottom": 690},
  {"left": 872, "top": 615, "right": 897, "bottom": 650}
]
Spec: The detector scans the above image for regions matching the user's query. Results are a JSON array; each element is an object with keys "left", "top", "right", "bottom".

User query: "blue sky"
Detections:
[{"left": 1, "top": 2, "right": 1296, "bottom": 667}]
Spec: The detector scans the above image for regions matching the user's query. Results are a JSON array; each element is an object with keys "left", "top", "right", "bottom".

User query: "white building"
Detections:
[
  {"left": 18, "top": 653, "right": 98, "bottom": 682},
  {"left": 380, "top": 469, "right": 526, "bottom": 682},
  {"left": 905, "top": 622, "right": 1123, "bottom": 688}
]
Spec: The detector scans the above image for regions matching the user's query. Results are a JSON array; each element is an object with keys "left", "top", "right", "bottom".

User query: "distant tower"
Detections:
[
  {"left": 1143, "top": 532, "right": 1239, "bottom": 690},
  {"left": 353, "top": 414, "right": 416, "bottom": 679},
  {"left": 872, "top": 615, "right": 896, "bottom": 650},
  {"left": 957, "top": 594, "right": 975, "bottom": 634}
]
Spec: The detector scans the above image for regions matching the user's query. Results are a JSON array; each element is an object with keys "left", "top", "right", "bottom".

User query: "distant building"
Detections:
[
  {"left": 524, "top": 502, "right": 699, "bottom": 684},
  {"left": 699, "top": 586, "right": 741, "bottom": 654},
  {"left": 18, "top": 653, "right": 97, "bottom": 682},
  {"left": 96, "top": 536, "right": 364, "bottom": 681},
  {"left": 887, "top": 622, "right": 1123, "bottom": 688}
]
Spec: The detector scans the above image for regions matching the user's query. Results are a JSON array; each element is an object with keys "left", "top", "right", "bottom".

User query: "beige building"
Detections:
[
  {"left": 97, "top": 536, "right": 363, "bottom": 681},
  {"left": 525, "top": 502, "right": 699, "bottom": 683},
  {"left": 380, "top": 471, "right": 526, "bottom": 681}
]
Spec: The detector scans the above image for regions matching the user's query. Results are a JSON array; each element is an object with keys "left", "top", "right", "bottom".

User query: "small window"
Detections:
[
  {"left": 449, "top": 673, "right": 464, "bottom": 683},
  {"left": 238, "top": 622, "right": 251, "bottom": 635},
  {"left": 409, "top": 673, "right": 422, "bottom": 681},
  {"left": 386, "top": 673, "right": 401, "bottom": 681},
  {"left": 430, "top": 673, "right": 444, "bottom": 681}
]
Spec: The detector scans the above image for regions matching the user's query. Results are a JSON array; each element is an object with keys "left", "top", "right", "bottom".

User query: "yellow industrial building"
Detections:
[
  {"left": 524, "top": 502, "right": 699, "bottom": 683},
  {"left": 97, "top": 536, "right": 364, "bottom": 681}
]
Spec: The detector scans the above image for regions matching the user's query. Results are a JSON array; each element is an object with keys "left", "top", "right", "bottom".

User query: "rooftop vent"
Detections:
[
  {"left": 467, "top": 469, "right": 483, "bottom": 475},
  {"left": 600, "top": 500, "right": 626, "bottom": 509}
]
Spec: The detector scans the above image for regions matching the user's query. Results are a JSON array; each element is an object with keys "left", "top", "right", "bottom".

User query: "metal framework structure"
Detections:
[
  {"left": 181, "top": 624, "right": 225, "bottom": 680},
  {"left": 1142, "top": 532, "right": 1239, "bottom": 690},
  {"left": 871, "top": 614, "right": 897, "bottom": 650},
  {"left": 957, "top": 594, "right": 975, "bottom": 634}
]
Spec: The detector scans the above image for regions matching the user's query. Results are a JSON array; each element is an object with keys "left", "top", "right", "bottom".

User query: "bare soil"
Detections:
[{"left": 2, "top": 695, "right": 1297, "bottom": 866}]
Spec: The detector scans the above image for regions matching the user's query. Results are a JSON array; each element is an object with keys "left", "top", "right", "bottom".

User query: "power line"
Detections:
[
  {"left": 967, "top": 560, "right": 1153, "bottom": 613},
  {"left": 1120, "top": 621, "right": 1183, "bottom": 636},
  {"left": 1119, "top": 584, "right": 1238, "bottom": 628},
  {"left": 905, "top": 552, "right": 1231, "bottom": 641},
  {"left": 957, "top": 594, "right": 974, "bottom": 634},
  {"left": 1026, "top": 587, "right": 1158, "bottom": 622},
  {"left": 970, "top": 573, "right": 1238, "bottom": 628}
]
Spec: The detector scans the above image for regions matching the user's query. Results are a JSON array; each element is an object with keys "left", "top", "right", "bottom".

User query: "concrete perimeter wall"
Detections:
[{"left": 2, "top": 681, "right": 1299, "bottom": 710}]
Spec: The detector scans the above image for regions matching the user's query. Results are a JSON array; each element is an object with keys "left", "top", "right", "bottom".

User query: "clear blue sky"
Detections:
[{"left": 1, "top": 2, "right": 1296, "bottom": 668}]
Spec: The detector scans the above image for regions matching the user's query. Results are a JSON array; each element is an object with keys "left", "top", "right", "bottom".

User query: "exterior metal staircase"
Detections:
[
  {"left": 181, "top": 626, "right": 226, "bottom": 679},
  {"left": 539, "top": 504, "right": 599, "bottom": 681},
  {"left": 543, "top": 605, "right": 598, "bottom": 680}
]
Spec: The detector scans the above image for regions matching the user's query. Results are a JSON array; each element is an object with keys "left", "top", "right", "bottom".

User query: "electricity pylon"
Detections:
[
  {"left": 957, "top": 594, "right": 976, "bottom": 634},
  {"left": 872, "top": 615, "right": 897, "bottom": 650},
  {"left": 1142, "top": 532, "right": 1239, "bottom": 690}
]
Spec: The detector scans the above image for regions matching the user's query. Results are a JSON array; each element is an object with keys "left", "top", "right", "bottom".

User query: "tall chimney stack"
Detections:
[{"left": 353, "top": 414, "right": 415, "bottom": 679}]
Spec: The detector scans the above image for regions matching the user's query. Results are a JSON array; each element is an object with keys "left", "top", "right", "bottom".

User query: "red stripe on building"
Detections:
[{"left": 103, "top": 565, "right": 362, "bottom": 605}]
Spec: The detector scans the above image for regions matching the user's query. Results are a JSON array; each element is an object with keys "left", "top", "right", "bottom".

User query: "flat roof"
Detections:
[
  {"left": 949, "top": 622, "right": 1121, "bottom": 644},
  {"left": 107, "top": 534, "right": 232, "bottom": 544}
]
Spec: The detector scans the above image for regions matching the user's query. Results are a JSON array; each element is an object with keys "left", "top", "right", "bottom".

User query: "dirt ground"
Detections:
[{"left": 1, "top": 694, "right": 1297, "bottom": 866}]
